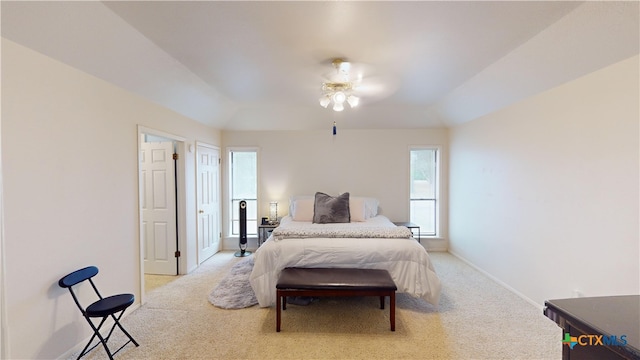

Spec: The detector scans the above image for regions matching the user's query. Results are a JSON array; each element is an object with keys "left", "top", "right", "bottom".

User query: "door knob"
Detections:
[{"left": 198, "top": 210, "right": 204, "bottom": 214}]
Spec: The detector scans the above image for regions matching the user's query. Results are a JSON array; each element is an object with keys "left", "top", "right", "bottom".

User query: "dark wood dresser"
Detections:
[{"left": 544, "top": 295, "right": 640, "bottom": 359}]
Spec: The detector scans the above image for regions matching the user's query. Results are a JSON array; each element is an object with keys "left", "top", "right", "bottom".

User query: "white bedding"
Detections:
[{"left": 249, "top": 215, "right": 442, "bottom": 307}]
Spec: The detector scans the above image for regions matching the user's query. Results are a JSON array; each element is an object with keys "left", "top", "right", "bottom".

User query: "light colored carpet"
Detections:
[
  {"left": 144, "top": 273, "right": 181, "bottom": 293},
  {"left": 70, "top": 251, "right": 562, "bottom": 359}
]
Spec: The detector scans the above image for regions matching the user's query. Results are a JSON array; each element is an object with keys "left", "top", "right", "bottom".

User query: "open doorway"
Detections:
[{"left": 137, "top": 126, "right": 186, "bottom": 301}]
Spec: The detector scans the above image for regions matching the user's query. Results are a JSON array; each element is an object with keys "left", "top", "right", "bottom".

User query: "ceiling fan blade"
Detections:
[{"left": 352, "top": 75, "right": 400, "bottom": 99}]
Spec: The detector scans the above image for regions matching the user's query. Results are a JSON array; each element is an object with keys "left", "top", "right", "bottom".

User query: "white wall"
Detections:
[
  {"left": 222, "top": 128, "right": 449, "bottom": 250},
  {"left": 449, "top": 55, "right": 639, "bottom": 307},
  {"left": 1, "top": 39, "right": 220, "bottom": 359}
]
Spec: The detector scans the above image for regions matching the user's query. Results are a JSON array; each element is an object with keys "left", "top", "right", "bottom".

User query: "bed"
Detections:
[{"left": 249, "top": 193, "right": 442, "bottom": 308}]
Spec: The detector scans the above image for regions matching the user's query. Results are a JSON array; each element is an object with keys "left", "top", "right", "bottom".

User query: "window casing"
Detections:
[
  {"left": 409, "top": 148, "right": 439, "bottom": 236},
  {"left": 228, "top": 149, "right": 258, "bottom": 236}
]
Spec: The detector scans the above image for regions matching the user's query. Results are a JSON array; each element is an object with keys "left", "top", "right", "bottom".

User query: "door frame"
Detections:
[
  {"left": 137, "top": 125, "right": 187, "bottom": 303},
  {"left": 0, "top": 162, "right": 6, "bottom": 359}
]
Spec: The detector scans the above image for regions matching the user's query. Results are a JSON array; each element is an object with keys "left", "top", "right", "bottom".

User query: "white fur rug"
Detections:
[{"left": 208, "top": 256, "right": 258, "bottom": 309}]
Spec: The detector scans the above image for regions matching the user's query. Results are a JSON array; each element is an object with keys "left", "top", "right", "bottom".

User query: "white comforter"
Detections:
[{"left": 249, "top": 215, "right": 442, "bottom": 307}]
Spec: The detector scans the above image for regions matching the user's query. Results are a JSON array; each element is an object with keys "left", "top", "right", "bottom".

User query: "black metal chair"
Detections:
[{"left": 58, "top": 266, "right": 139, "bottom": 359}]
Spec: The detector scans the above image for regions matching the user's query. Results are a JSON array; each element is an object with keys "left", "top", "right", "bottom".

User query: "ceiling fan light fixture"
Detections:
[
  {"left": 319, "top": 96, "right": 331, "bottom": 108},
  {"left": 333, "top": 91, "right": 346, "bottom": 104},
  {"left": 319, "top": 58, "right": 366, "bottom": 112},
  {"left": 347, "top": 95, "right": 359, "bottom": 108}
]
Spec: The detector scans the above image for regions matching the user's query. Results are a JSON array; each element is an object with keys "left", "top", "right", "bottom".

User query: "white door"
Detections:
[
  {"left": 141, "top": 139, "right": 177, "bottom": 275},
  {"left": 197, "top": 144, "right": 220, "bottom": 263}
]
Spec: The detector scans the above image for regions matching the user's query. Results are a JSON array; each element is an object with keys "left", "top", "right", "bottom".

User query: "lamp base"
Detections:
[{"left": 234, "top": 250, "right": 252, "bottom": 257}]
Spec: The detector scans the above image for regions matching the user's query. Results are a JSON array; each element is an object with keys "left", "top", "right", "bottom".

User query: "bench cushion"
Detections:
[{"left": 277, "top": 268, "right": 397, "bottom": 291}]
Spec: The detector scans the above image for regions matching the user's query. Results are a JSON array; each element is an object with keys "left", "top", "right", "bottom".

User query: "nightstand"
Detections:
[
  {"left": 258, "top": 223, "right": 279, "bottom": 246},
  {"left": 392, "top": 222, "right": 420, "bottom": 243}
]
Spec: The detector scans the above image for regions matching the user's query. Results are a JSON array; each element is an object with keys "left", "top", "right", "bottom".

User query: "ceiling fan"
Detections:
[{"left": 318, "top": 58, "right": 386, "bottom": 112}]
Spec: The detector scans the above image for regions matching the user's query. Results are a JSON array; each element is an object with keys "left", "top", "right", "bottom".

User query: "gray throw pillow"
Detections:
[{"left": 313, "top": 192, "right": 351, "bottom": 224}]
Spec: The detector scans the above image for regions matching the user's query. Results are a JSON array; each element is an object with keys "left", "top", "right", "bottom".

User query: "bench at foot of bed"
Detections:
[{"left": 275, "top": 267, "right": 397, "bottom": 332}]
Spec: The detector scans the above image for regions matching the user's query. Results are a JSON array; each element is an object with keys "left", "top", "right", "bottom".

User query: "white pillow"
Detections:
[
  {"left": 364, "top": 197, "right": 379, "bottom": 218},
  {"left": 289, "top": 196, "right": 314, "bottom": 222},
  {"left": 349, "top": 197, "right": 366, "bottom": 222},
  {"left": 288, "top": 195, "right": 310, "bottom": 215}
]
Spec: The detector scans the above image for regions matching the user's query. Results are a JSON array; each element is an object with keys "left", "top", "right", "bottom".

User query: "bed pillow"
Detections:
[
  {"left": 349, "top": 197, "right": 367, "bottom": 222},
  {"left": 364, "top": 197, "right": 379, "bottom": 218},
  {"left": 292, "top": 197, "right": 314, "bottom": 222},
  {"left": 350, "top": 196, "right": 379, "bottom": 219},
  {"left": 313, "top": 192, "right": 350, "bottom": 224},
  {"left": 289, "top": 196, "right": 314, "bottom": 222}
]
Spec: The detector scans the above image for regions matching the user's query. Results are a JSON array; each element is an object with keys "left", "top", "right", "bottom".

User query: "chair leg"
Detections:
[
  {"left": 79, "top": 316, "right": 114, "bottom": 360},
  {"left": 76, "top": 326, "right": 100, "bottom": 360},
  {"left": 78, "top": 310, "right": 138, "bottom": 360},
  {"left": 109, "top": 311, "right": 139, "bottom": 347},
  {"left": 95, "top": 322, "right": 115, "bottom": 360}
]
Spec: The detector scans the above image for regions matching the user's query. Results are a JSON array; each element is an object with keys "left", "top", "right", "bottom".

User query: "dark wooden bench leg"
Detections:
[
  {"left": 379, "top": 296, "right": 385, "bottom": 309},
  {"left": 276, "top": 290, "right": 282, "bottom": 332},
  {"left": 390, "top": 292, "right": 395, "bottom": 331}
]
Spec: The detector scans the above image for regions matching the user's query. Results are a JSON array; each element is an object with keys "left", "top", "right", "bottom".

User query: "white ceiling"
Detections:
[{"left": 2, "top": 1, "right": 638, "bottom": 130}]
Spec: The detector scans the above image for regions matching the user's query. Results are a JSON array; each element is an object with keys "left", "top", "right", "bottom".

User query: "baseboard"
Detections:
[
  {"left": 447, "top": 250, "right": 544, "bottom": 311},
  {"left": 422, "top": 237, "right": 448, "bottom": 252},
  {"left": 186, "top": 264, "right": 199, "bottom": 274}
]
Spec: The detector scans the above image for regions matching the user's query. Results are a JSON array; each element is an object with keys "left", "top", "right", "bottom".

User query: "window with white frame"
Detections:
[
  {"left": 228, "top": 149, "right": 258, "bottom": 236},
  {"left": 410, "top": 148, "right": 438, "bottom": 236}
]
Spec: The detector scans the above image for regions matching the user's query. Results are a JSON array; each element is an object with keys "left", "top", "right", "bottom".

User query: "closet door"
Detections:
[{"left": 197, "top": 144, "right": 220, "bottom": 263}]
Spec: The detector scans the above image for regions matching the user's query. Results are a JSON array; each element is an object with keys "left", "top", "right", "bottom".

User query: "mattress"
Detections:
[{"left": 249, "top": 215, "right": 442, "bottom": 307}]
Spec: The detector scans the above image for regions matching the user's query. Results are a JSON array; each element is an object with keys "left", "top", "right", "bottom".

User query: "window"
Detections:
[
  {"left": 229, "top": 149, "right": 258, "bottom": 236},
  {"left": 410, "top": 148, "right": 438, "bottom": 236}
]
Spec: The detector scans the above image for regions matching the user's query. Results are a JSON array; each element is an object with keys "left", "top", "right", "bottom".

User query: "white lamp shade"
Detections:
[
  {"left": 347, "top": 95, "right": 359, "bottom": 108},
  {"left": 333, "top": 102, "right": 344, "bottom": 111},
  {"left": 332, "top": 91, "right": 346, "bottom": 104},
  {"left": 319, "top": 97, "right": 330, "bottom": 108},
  {"left": 269, "top": 202, "right": 278, "bottom": 221}
]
